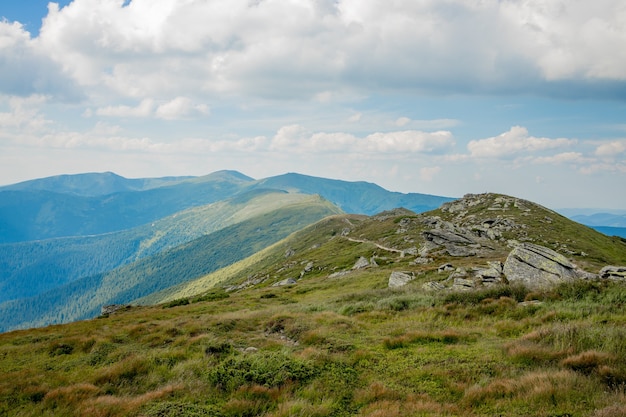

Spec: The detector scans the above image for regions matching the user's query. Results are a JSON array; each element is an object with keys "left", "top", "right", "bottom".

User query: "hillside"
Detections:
[
  {"left": 0, "top": 190, "right": 329, "bottom": 304},
  {"left": 0, "top": 194, "right": 341, "bottom": 332},
  {"left": 147, "top": 193, "right": 626, "bottom": 305},
  {"left": 1, "top": 193, "right": 625, "bottom": 416}
]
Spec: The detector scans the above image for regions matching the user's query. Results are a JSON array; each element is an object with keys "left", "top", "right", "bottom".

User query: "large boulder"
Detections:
[
  {"left": 388, "top": 271, "right": 414, "bottom": 288},
  {"left": 503, "top": 243, "right": 579, "bottom": 290}
]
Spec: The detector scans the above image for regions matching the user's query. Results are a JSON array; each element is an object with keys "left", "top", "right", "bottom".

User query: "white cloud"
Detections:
[
  {"left": 531, "top": 152, "right": 586, "bottom": 164},
  {"left": 23, "top": 0, "right": 626, "bottom": 103},
  {"left": 467, "top": 126, "right": 576, "bottom": 158},
  {"left": 0, "top": 94, "right": 51, "bottom": 131},
  {"left": 269, "top": 125, "right": 455, "bottom": 154},
  {"left": 0, "top": 20, "right": 79, "bottom": 98},
  {"left": 395, "top": 117, "right": 411, "bottom": 127},
  {"left": 501, "top": 0, "right": 626, "bottom": 80},
  {"left": 96, "top": 97, "right": 209, "bottom": 120},
  {"left": 595, "top": 140, "right": 626, "bottom": 156},
  {"left": 96, "top": 99, "right": 154, "bottom": 118},
  {"left": 347, "top": 112, "right": 362, "bottom": 123},
  {"left": 155, "top": 97, "right": 210, "bottom": 120}
]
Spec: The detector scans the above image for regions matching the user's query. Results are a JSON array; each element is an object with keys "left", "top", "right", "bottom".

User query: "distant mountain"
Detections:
[
  {"left": 248, "top": 172, "right": 453, "bottom": 215},
  {"left": 0, "top": 171, "right": 253, "bottom": 243},
  {"left": 0, "top": 169, "right": 457, "bottom": 332},
  {"left": 0, "top": 194, "right": 341, "bottom": 332},
  {"left": 0, "top": 170, "right": 452, "bottom": 243},
  {"left": 0, "top": 171, "right": 196, "bottom": 196},
  {"left": 569, "top": 213, "right": 626, "bottom": 228}
]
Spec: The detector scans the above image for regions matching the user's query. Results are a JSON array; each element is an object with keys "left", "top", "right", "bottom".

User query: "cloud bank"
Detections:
[{"left": 0, "top": 0, "right": 623, "bottom": 102}]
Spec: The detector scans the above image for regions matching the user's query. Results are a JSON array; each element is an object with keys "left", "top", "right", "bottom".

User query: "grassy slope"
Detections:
[
  {"left": 0, "top": 190, "right": 327, "bottom": 304},
  {"left": 0, "top": 195, "right": 341, "bottom": 332},
  {"left": 151, "top": 193, "right": 626, "bottom": 306},
  {"left": 1, "top": 194, "right": 626, "bottom": 416}
]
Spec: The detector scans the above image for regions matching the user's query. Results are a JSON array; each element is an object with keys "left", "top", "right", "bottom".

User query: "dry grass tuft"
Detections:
[
  {"left": 43, "top": 383, "right": 101, "bottom": 408},
  {"left": 78, "top": 384, "right": 181, "bottom": 417},
  {"left": 560, "top": 350, "right": 614, "bottom": 374},
  {"left": 505, "top": 340, "right": 570, "bottom": 365},
  {"left": 353, "top": 382, "right": 403, "bottom": 406}
]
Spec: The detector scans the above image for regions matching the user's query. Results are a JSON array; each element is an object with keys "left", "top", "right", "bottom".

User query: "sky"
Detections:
[{"left": 1, "top": 0, "right": 625, "bottom": 210}]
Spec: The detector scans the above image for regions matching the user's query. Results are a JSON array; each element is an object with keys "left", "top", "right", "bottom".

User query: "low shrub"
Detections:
[
  {"left": 208, "top": 351, "right": 317, "bottom": 392},
  {"left": 163, "top": 298, "right": 190, "bottom": 308}
]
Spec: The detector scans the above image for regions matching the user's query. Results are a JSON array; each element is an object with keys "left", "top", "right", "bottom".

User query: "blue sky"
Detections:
[{"left": 1, "top": 0, "right": 625, "bottom": 209}]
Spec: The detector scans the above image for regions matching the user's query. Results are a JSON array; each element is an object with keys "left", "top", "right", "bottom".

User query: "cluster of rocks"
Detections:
[
  {"left": 412, "top": 260, "right": 506, "bottom": 292},
  {"left": 417, "top": 211, "right": 518, "bottom": 258},
  {"left": 389, "top": 241, "right": 626, "bottom": 292},
  {"left": 225, "top": 274, "right": 270, "bottom": 292}
]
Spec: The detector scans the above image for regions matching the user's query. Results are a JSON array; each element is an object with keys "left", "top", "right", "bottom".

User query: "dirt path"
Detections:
[{"left": 345, "top": 237, "right": 406, "bottom": 256}]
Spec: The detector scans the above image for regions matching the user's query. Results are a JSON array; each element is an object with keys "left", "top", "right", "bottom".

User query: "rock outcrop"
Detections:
[
  {"left": 503, "top": 243, "right": 579, "bottom": 290},
  {"left": 388, "top": 271, "right": 414, "bottom": 288}
]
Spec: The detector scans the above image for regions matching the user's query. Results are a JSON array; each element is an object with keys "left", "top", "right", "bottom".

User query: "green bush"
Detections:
[
  {"left": 163, "top": 298, "right": 190, "bottom": 308},
  {"left": 208, "top": 351, "right": 317, "bottom": 392}
]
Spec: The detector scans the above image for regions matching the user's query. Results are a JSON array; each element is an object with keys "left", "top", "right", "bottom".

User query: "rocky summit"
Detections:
[{"left": 161, "top": 192, "right": 626, "bottom": 302}]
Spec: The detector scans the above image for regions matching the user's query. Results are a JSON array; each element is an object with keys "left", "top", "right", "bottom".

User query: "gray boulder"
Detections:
[
  {"left": 388, "top": 271, "right": 414, "bottom": 288},
  {"left": 599, "top": 266, "right": 626, "bottom": 281},
  {"left": 503, "top": 243, "right": 579, "bottom": 290},
  {"left": 352, "top": 256, "right": 370, "bottom": 270},
  {"left": 272, "top": 278, "right": 297, "bottom": 287}
]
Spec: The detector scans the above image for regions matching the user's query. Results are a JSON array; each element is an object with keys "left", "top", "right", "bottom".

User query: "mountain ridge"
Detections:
[
  {"left": 0, "top": 194, "right": 342, "bottom": 332},
  {"left": 0, "top": 171, "right": 453, "bottom": 243}
]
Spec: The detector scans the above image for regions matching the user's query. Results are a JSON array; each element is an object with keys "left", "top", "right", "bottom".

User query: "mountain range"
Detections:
[{"left": 0, "top": 170, "right": 453, "bottom": 332}]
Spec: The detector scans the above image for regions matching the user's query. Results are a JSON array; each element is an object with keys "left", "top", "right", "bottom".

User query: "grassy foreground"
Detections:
[
  {"left": 2, "top": 272, "right": 626, "bottom": 416},
  {"left": 2, "top": 195, "right": 626, "bottom": 416}
]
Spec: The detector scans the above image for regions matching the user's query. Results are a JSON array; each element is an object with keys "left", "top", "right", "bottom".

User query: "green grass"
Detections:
[
  {"left": 1, "top": 193, "right": 626, "bottom": 416},
  {"left": 2, "top": 273, "right": 626, "bottom": 416}
]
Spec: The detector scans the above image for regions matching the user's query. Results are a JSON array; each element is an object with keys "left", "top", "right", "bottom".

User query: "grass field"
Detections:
[{"left": 2, "top": 194, "right": 626, "bottom": 416}]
